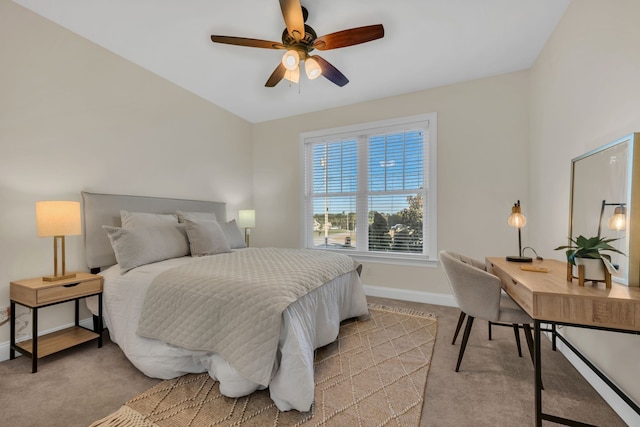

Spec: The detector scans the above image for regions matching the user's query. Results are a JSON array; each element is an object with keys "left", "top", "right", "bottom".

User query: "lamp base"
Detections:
[
  {"left": 506, "top": 255, "right": 533, "bottom": 263},
  {"left": 42, "top": 272, "right": 76, "bottom": 282}
]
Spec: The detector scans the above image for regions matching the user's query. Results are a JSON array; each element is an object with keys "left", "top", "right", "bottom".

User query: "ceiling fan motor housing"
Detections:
[{"left": 281, "top": 24, "right": 317, "bottom": 58}]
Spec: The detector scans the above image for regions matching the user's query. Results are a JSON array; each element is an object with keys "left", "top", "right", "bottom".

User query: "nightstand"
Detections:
[{"left": 10, "top": 272, "right": 103, "bottom": 373}]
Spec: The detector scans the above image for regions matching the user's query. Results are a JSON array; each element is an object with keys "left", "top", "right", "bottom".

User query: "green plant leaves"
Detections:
[{"left": 554, "top": 234, "right": 625, "bottom": 265}]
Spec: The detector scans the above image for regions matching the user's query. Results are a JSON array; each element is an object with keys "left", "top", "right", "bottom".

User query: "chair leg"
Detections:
[
  {"left": 512, "top": 324, "right": 523, "bottom": 357},
  {"left": 452, "top": 311, "right": 466, "bottom": 345},
  {"left": 522, "top": 323, "right": 543, "bottom": 389},
  {"left": 488, "top": 321, "right": 493, "bottom": 340},
  {"left": 522, "top": 323, "right": 535, "bottom": 366},
  {"left": 455, "top": 316, "right": 475, "bottom": 372}
]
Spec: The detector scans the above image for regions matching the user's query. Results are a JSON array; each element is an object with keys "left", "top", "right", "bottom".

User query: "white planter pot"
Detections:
[{"left": 573, "top": 258, "right": 606, "bottom": 281}]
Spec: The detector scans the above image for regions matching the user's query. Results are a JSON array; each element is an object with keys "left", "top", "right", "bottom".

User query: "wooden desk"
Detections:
[{"left": 487, "top": 257, "right": 640, "bottom": 427}]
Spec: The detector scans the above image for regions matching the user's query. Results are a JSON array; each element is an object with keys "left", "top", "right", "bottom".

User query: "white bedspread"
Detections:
[{"left": 88, "top": 251, "right": 368, "bottom": 411}]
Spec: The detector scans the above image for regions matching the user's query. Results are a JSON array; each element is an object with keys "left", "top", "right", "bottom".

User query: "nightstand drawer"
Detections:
[
  {"left": 37, "top": 278, "right": 102, "bottom": 304},
  {"left": 11, "top": 272, "right": 103, "bottom": 307}
]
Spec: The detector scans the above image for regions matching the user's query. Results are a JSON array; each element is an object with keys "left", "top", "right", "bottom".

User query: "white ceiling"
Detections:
[{"left": 13, "top": 0, "right": 571, "bottom": 123}]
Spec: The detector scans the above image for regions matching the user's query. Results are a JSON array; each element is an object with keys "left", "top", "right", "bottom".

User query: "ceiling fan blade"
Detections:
[
  {"left": 211, "top": 35, "right": 285, "bottom": 50},
  {"left": 265, "top": 63, "right": 287, "bottom": 87},
  {"left": 279, "top": 0, "right": 305, "bottom": 40},
  {"left": 314, "top": 56, "right": 349, "bottom": 87},
  {"left": 313, "top": 24, "right": 384, "bottom": 50}
]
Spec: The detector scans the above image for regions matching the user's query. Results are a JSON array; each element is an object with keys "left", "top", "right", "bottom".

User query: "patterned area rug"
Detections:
[{"left": 91, "top": 304, "right": 437, "bottom": 427}]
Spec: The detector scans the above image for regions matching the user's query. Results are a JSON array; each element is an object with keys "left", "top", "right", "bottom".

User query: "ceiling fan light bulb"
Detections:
[
  {"left": 282, "top": 50, "right": 299, "bottom": 71},
  {"left": 305, "top": 57, "right": 321, "bottom": 79}
]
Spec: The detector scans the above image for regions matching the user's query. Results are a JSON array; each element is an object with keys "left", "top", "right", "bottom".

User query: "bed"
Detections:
[{"left": 81, "top": 191, "right": 368, "bottom": 412}]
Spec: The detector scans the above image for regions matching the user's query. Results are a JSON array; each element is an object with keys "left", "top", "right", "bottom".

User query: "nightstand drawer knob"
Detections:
[{"left": 63, "top": 282, "right": 80, "bottom": 288}]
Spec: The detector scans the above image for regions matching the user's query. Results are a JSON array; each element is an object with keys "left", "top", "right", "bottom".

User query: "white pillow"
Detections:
[
  {"left": 183, "top": 218, "right": 231, "bottom": 256},
  {"left": 120, "top": 210, "right": 177, "bottom": 228},
  {"left": 219, "top": 219, "right": 246, "bottom": 249},
  {"left": 176, "top": 210, "right": 217, "bottom": 223},
  {"left": 103, "top": 224, "right": 189, "bottom": 273}
]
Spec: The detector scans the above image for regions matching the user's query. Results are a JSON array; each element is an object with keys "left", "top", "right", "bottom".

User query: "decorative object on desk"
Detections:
[
  {"left": 554, "top": 234, "right": 625, "bottom": 288},
  {"left": 598, "top": 200, "right": 626, "bottom": 236},
  {"left": 238, "top": 209, "right": 255, "bottom": 247},
  {"left": 506, "top": 200, "right": 532, "bottom": 262},
  {"left": 520, "top": 264, "right": 549, "bottom": 273},
  {"left": 35, "top": 201, "right": 81, "bottom": 281}
]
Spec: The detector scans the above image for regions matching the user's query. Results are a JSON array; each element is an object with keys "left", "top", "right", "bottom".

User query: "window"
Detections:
[{"left": 301, "top": 113, "right": 437, "bottom": 263}]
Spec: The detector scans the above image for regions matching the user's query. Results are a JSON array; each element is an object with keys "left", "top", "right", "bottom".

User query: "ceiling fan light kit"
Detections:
[{"left": 210, "top": 0, "right": 384, "bottom": 88}]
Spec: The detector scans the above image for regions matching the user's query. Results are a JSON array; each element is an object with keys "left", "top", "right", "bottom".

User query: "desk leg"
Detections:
[
  {"left": 535, "top": 320, "right": 542, "bottom": 427},
  {"left": 9, "top": 301, "right": 15, "bottom": 360},
  {"left": 32, "top": 308, "right": 38, "bottom": 373},
  {"left": 98, "top": 294, "right": 103, "bottom": 348}
]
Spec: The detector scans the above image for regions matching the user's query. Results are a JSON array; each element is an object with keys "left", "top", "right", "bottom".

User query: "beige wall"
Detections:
[
  {"left": 0, "top": 1, "right": 253, "bottom": 343},
  {"left": 252, "top": 71, "right": 530, "bottom": 295},
  {"left": 529, "top": 0, "right": 640, "bottom": 416}
]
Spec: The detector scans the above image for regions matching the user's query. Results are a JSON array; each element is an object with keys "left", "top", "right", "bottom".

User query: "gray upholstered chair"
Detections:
[{"left": 440, "top": 250, "right": 534, "bottom": 372}]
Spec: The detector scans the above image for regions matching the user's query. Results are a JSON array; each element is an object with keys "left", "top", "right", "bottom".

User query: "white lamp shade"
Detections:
[
  {"left": 305, "top": 57, "right": 322, "bottom": 79},
  {"left": 281, "top": 50, "right": 300, "bottom": 71},
  {"left": 284, "top": 66, "right": 300, "bottom": 83},
  {"left": 36, "top": 201, "right": 81, "bottom": 237},
  {"left": 238, "top": 210, "right": 256, "bottom": 228}
]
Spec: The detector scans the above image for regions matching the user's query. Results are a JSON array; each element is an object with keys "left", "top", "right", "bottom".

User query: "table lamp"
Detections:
[
  {"left": 238, "top": 209, "right": 255, "bottom": 247},
  {"left": 36, "top": 201, "right": 81, "bottom": 281},
  {"left": 506, "top": 200, "right": 532, "bottom": 262}
]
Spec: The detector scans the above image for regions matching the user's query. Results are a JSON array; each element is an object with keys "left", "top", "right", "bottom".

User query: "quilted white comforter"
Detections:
[
  {"left": 136, "top": 248, "right": 360, "bottom": 386},
  {"left": 88, "top": 249, "right": 368, "bottom": 411}
]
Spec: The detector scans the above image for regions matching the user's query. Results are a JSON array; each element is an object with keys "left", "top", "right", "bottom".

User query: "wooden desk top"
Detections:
[{"left": 487, "top": 257, "right": 640, "bottom": 332}]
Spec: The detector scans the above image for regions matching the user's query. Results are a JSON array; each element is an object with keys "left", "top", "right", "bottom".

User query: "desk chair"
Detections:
[{"left": 440, "top": 250, "right": 535, "bottom": 372}]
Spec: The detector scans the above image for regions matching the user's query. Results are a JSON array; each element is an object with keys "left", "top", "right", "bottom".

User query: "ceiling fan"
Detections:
[{"left": 210, "top": 0, "right": 384, "bottom": 88}]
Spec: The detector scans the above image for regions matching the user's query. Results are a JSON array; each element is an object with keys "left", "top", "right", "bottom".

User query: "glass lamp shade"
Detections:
[
  {"left": 36, "top": 201, "right": 81, "bottom": 237},
  {"left": 607, "top": 206, "right": 626, "bottom": 231},
  {"left": 281, "top": 50, "right": 300, "bottom": 71},
  {"left": 507, "top": 205, "right": 527, "bottom": 228},
  {"left": 284, "top": 66, "right": 300, "bottom": 83},
  {"left": 305, "top": 57, "right": 322, "bottom": 79}
]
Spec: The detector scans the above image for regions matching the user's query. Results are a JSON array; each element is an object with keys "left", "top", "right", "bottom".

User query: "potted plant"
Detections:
[{"left": 555, "top": 235, "right": 625, "bottom": 285}]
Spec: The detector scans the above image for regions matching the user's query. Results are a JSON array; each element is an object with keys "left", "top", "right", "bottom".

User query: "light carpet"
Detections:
[{"left": 91, "top": 304, "right": 438, "bottom": 427}]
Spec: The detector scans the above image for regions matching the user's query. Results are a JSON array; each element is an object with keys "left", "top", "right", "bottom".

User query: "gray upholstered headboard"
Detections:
[{"left": 81, "top": 191, "right": 227, "bottom": 271}]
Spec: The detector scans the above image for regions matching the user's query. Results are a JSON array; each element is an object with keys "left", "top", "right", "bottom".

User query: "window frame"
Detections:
[{"left": 300, "top": 113, "right": 438, "bottom": 265}]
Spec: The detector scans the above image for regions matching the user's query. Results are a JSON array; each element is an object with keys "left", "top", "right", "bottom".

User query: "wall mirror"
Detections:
[{"left": 569, "top": 133, "right": 640, "bottom": 286}]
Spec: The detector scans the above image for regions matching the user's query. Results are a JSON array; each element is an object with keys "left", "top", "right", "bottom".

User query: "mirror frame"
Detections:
[{"left": 569, "top": 132, "right": 640, "bottom": 287}]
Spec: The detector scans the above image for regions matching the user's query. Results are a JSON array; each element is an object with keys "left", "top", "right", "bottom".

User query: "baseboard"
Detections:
[
  {"left": 0, "top": 317, "right": 94, "bottom": 363},
  {"left": 547, "top": 330, "right": 640, "bottom": 426},
  {"left": 362, "top": 284, "right": 457, "bottom": 307}
]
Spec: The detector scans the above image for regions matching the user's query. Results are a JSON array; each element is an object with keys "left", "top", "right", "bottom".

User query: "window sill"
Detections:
[{"left": 310, "top": 247, "right": 439, "bottom": 267}]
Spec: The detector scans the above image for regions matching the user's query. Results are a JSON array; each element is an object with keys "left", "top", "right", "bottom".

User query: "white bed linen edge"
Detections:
[{"left": 86, "top": 253, "right": 368, "bottom": 412}]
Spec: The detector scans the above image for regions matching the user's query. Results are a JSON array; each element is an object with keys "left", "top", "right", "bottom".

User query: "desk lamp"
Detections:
[
  {"left": 598, "top": 200, "right": 626, "bottom": 237},
  {"left": 506, "top": 200, "right": 532, "bottom": 262}
]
